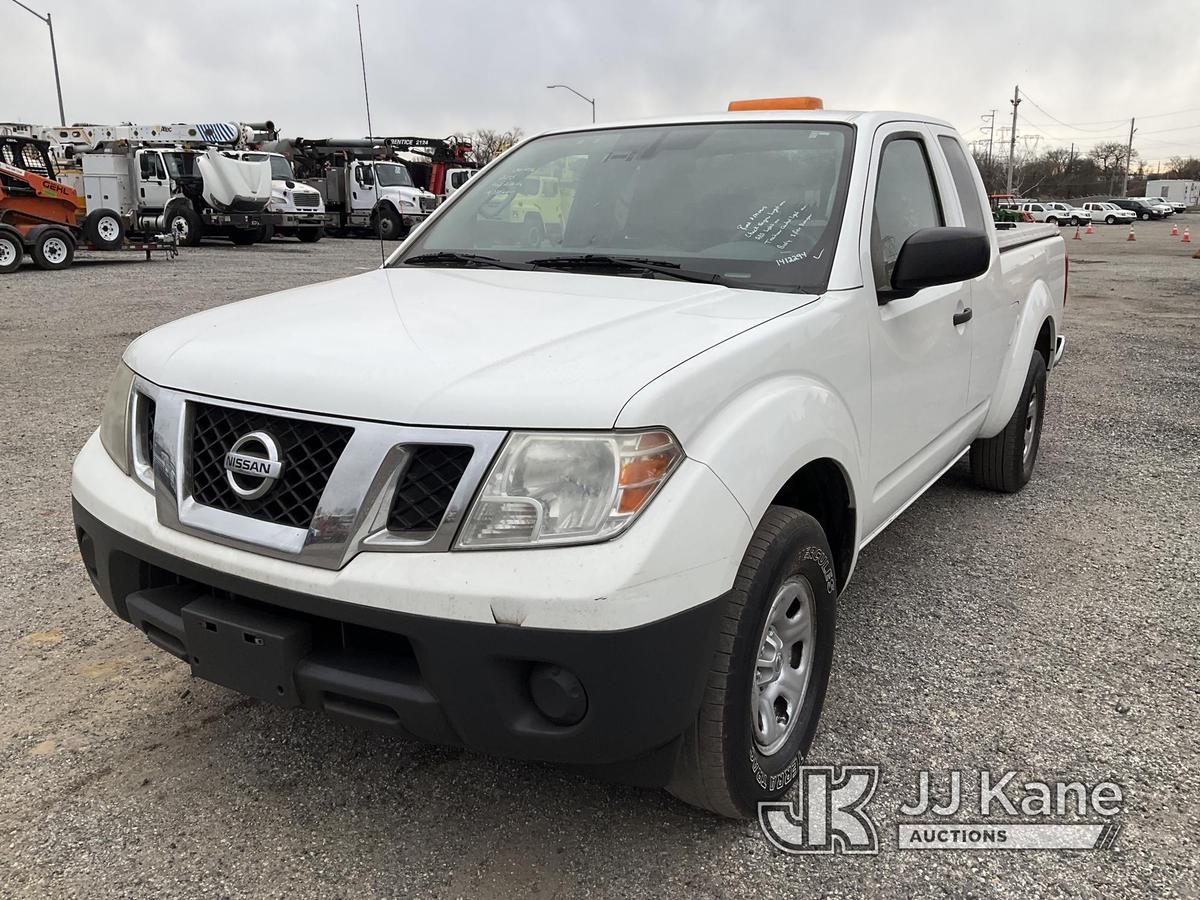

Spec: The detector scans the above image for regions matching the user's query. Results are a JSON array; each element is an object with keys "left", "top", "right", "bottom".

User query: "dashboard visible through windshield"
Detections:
[{"left": 394, "top": 122, "right": 854, "bottom": 293}]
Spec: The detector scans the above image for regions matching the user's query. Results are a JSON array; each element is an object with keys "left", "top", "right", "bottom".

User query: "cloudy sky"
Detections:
[{"left": 8, "top": 0, "right": 1200, "bottom": 165}]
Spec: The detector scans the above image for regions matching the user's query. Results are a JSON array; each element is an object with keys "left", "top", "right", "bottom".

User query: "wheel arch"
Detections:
[
  {"left": 768, "top": 458, "right": 857, "bottom": 592},
  {"left": 979, "top": 276, "right": 1060, "bottom": 439}
]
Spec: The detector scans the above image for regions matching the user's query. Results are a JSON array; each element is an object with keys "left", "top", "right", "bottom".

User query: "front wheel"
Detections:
[
  {"left": 297, "top": 226, "right": 322, "bottom": 243},
  {"left": 165, "top": 205, "right": 202, "bottom": 246},
  {"left": 969, "top": 352, "right": 1047, "bottom": 493},
  {"left": 375, "top": 206, "right": 403, "bottom": 241},
  {"left": 668, "top": 507, "right": 838, "bottom": 818}
]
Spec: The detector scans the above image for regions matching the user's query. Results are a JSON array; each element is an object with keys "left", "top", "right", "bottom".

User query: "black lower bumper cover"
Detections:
[{"left": 73, "top": 500, "right": 725, "bottom": 785}]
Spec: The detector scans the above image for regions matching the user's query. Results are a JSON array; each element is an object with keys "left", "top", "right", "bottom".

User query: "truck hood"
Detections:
[{"left": 125, "top": 268, "right": 813, "bottom": 428}]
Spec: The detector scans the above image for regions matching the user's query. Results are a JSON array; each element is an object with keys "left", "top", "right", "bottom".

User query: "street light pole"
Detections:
[
  {"left": 9, "top": 0, "right": 66, "bottom": 125},
  {"left": 546, "top": 84, "right": 595, "bottom": 123}
]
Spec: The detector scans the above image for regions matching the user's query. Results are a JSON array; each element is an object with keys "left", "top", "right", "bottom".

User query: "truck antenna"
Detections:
[{"left": 355, "top": 3, "right": 385, "bottom": 264}]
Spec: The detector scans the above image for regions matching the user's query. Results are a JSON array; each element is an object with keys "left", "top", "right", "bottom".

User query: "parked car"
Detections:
[
  {"left": 1107, "top": 197, "right": 1166, "bottom": 220},
  {"left": 1162, "top": 199, "right": 1188, "bottom": 214},
  {"left": 1142, "top": 197, "right": 1174, "bottom": 217},
  {"left": 1080, "top": 201, "right": 1136, "bottom": 225},
  {"left": 1043, "top": 202, "right": 1091, "bottom": 226},
  {"left": 71, "top": 102, "right": 1067, "bottom": 818},
  {"left": 1018, "top": 201, "right": 1084, "bottom": 225}
]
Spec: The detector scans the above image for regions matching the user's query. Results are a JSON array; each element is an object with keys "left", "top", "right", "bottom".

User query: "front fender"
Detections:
[{"left": 978, "top": 278, "right": 1058, "bottom": 438}]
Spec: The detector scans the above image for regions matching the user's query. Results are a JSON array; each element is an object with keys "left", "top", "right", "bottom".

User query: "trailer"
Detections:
[
  {"left": 2, "top": 121, "right": 283, "bottom": 246},
  {"left": 0, "top": 134, "right": 176, "bottom": 273}
]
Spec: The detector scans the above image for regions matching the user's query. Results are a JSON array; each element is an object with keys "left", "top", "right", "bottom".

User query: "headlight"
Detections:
[
  {"left": 457, "top": 430, "right": 683, "bottom": 549},
  {"left": 99, "top": 362, "right": 135, "bottom": 474}
]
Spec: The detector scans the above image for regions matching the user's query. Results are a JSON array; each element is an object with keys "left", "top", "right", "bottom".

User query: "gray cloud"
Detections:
[{"left": 8, "top": 0, "right": 1200, "bottom": 163}]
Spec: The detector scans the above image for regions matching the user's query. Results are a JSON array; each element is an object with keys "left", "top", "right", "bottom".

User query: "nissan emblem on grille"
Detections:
[{"left": 224, "top": 431, "right": 284, "bottom": 500}]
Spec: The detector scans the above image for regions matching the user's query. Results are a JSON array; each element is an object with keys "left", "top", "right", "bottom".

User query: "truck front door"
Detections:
[
  {"left": 350, "top": 161, "right": 378, "bottom": 213},
  {"left": 136, "top": 149, "right": 170, "bottom": 211},
  {"left": 861, "top": 125, "right": 974, "bottom": 533}
]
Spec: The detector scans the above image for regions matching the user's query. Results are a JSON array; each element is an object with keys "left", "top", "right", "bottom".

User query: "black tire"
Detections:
[
  {"left": 0, "top": 229, "right": 22, "bottom": 274},
  {"left": 523, "top": 214, "right": 545, "bottom": 248},
  {"left": 297, "top": 226, "right": 322, "bottom": 243},
  {"left": 1070, "top": 216, "right": 1080, "bottom": 227},
  {"left": 229, "top": 226, "right": 265, "bottom": 246},
  {"left": 969, "top": 352, "right": 1047, "bottom": 493},
  {"left": 82, "top": 208, "right": 124, "bottom": 250},
  {"left": 1045, "top": 216, "right": 1058, "bottom": 226},
  {"left": 668, "top": 506, "right": 838, "bottom": 818},
  {"left": 375, "top": 205, "right": 403, "bottom": 241},
  {"left": 1105, "top": 215, "right": 1117, "bottom": 225},
  {"left": 31, "top": 228, "right": 75, "bottom": 270},
  {"left": 165, "top": 204, "right": 202, "bottom": 247},
  {"left": 1138, "top": 211, "right": 1147, "bottom": 220}
]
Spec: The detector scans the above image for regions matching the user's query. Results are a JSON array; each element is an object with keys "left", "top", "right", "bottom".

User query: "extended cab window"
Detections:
[
  {"left": 397, "top": 122, "right": 855, "bottom": 293},
  {"left": 871, "top": 137, "right": 943, "bottom": 290}
]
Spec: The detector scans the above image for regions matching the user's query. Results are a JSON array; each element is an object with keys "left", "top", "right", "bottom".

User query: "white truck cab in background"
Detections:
[
  {"left": 72, "top": 101, "right": 1066, "bottom": 818},
  {"left": 225, "top": 151, "right": 325, "bottom": 243}
]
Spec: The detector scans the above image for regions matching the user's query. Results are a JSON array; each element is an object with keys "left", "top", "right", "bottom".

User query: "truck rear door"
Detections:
[
  {"left": 931, "top": 129, "right": 1017, "bottom": 412},
  {"left": 861, "top": 124, "right": 973, "bottom": 529}
]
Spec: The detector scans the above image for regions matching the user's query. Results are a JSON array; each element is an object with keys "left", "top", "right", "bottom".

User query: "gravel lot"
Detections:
[{"left": 1, "top": 220, "right": 1197, "bottom": 898}]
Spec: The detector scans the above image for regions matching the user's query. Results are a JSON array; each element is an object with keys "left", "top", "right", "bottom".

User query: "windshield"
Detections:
[
  {"left": 394, "top": 122, "right": 855, "bottom": 293},
  {"left": 241, "top": 152, "right": 295, "bottom": 181},
  {"left": 162, "top": 151, "right": 198, "bottom": 178},
  {"left": 375, "top": 163, "right": 414, "bottom": 187}
]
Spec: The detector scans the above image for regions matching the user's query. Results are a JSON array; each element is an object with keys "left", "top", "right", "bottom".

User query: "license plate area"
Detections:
[{"left": 182, "top": 595, "right": 312, "bottom": 705}]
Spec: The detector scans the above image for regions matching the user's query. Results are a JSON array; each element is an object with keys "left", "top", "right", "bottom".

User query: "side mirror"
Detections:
[{"left": 880, "top": 227, "right": 990, "bottom": 303}]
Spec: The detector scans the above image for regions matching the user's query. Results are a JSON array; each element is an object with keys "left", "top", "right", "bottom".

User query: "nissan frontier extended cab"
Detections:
[{"left": 72, "top": 99, "right": 1067, "bottom": 818}]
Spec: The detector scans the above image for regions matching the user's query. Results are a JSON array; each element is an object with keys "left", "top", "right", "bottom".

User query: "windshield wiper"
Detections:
[
  {"left": 531, "top": 254, "right": 723, "bottom": 285},
  {"left": 401, "top": 252, "right": 534, "bottom": 271}
]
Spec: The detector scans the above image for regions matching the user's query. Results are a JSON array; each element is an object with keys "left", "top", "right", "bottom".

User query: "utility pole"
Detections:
[
  {"left": 1006, "top": 85, "right": 1020, "bottom": 195},
  {"left": 1120, "top": 117, "right": 1136, "bottom": 197},
  {"left": 987, "top": 109, "right": 996, "bottom": 166},
  {"left": 9, "top": 0, "right": 65, "bottom": 125}
]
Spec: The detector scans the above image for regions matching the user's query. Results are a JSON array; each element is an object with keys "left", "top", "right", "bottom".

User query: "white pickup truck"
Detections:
[{"left": 71, "top": 101, "right": 1067, "bottom": 818}]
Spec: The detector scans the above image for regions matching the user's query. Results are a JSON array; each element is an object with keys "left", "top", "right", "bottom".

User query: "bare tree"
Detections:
[{"left": 468, "top": 128, "right": 525, "bottom": 167}]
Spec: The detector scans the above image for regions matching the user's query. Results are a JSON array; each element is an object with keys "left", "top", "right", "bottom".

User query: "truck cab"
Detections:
[
  {"left": 225, "top": 150, "right": 325, "bottom": 242},
  {"left": 350, "top": 160, "right": 436, "bottom": 238}
]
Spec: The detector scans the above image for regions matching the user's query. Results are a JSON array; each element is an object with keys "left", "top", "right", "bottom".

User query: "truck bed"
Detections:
[{"left": 995, "top": 222, "right": 1060, "bottom": 251}]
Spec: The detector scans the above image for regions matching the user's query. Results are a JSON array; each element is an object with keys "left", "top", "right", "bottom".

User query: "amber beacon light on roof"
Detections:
[{"left": 726, "top": 96, "right": 824, "bottom": 111}]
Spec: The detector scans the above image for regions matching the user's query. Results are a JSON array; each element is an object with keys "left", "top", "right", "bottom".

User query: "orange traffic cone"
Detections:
[
  {"left": 1183, "top": 227, "right": 1192, "bottom": 243},
  {"left": 1170, "top": 222, "right": 1179, "bottom": 236},
  {"left": 1127, "top": 225, "right": 1136, "bottom": 241},
  {"left": 1085, "top": 222, "right": 1094, "bottom": 234},
  {"left": 1072, "top": 226, "right": 1082, "bottom": 240}
]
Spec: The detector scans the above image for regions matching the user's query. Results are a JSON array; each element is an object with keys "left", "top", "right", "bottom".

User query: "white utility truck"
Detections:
[
  {"left": 72, "top": 100, "right": 1067, "bottom": 817},
  {"left": 223, "top": 150, "right": 325, "bottom": 242},
  {"left": 277, "top": 138, "right": 437, "bottom": 239}
]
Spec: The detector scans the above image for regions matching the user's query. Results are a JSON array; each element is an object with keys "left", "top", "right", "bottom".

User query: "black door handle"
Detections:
[{"left": 953, "top": 307, "right": 973, "bottom": 326}]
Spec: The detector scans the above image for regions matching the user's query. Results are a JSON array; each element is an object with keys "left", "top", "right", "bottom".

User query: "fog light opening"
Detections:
[{"left": 529, "top": 663, "right": 588, "bottom": 726}]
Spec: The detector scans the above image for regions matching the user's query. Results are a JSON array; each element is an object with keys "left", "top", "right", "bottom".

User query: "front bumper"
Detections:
[
  {"left": 73, "top": 499, "right": 724, "bottom": 779},
  {"left": 265, "top": 212, "right": 325, "bottom": 227}
]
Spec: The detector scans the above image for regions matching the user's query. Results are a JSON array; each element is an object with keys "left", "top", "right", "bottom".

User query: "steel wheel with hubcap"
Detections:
[
  {"left": 0, "top": 233, "right": 22, "bottom": 274},
  {"left": 669, "top": 506, "right": 837, "bottom": 818},
  {"left": 751, "top": 578, "right": 816, "bottom": 756},
  {"left": 31, "top": 229, "right": 75, "bottom": 271}
]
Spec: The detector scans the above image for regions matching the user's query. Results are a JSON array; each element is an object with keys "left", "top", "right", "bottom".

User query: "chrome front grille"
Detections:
[
  {"left": 190, "top": 403, "right": 353, "bottom": 529},
  {"left": 133, "top": 379, "right": 506, "bottom": 569},
  {"left": 420, "top": 196, "right": 438, "bottom": 213},
  {"left": 293, "top": 191, "right": 321, "bottom": 209}
]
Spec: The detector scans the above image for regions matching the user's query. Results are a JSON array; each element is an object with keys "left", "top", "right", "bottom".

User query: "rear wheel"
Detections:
[
  {"left": 969, "top": 352, "right": 1047, "bottom": 493},
  {"left": 0, "top": 229, "right": 22, "bottom": 274},
  {"left": 83, "top": 208, "right": 124, "bottom": 250},
  {"left": 1105, "top": 215, "right": 1117, "bottom": 225},
  {"left": 31, "top": 228, "right": 75, "bottom": 270},
  {"left": 668, "top": 507, "right": 838, "bottom": 818},
  {"left": 1070, "top": 216, "right": 1080, "bottom": 226},
  {"left": 1045, "top": 216, "right": 1058, "bottom": 226}
]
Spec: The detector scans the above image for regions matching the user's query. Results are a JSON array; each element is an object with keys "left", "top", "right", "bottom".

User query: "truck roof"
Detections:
[{"left": 533, "top": 109, "right": 956, "bottom": 139}]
